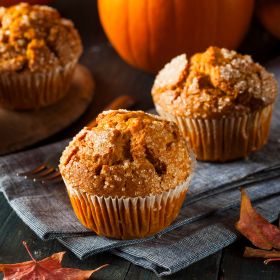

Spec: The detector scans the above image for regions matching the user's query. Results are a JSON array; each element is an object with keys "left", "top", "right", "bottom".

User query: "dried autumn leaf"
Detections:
[
  {"left": 0, "top": 241, "right": 108, "bottom": 280},
  {"left": 235, "top": 189, "right": 280, "bottom": 250},
  {"left": 264, "top": 258, "right": 280, "bottom": 264},
  {"left": 244, "top": 247, "right": 280, "bottom": 259},
  {"left": 244, "top": 247, "right": 280, "bottom": 264}
]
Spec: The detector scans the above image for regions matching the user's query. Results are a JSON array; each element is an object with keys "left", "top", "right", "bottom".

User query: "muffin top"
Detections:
[
  {"left": 59, "top": 110, "right": 193, "bottom": 198},
  {"left": 152, "top": 46, "right": 278, "bottom": 118},
  {"left": 0, "top": 3, "right": 82, "bottom": 72}
]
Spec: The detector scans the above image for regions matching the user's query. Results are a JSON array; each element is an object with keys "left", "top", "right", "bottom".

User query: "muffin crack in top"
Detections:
[
  {"left": 0, "top": 3, "right": 82, "bottom": 72},
  {"left": 152, "top": 46, "right": 278, "bottom": 118},
  {"left": 59, "top": 110, "right": 192, "bottom": 198}
]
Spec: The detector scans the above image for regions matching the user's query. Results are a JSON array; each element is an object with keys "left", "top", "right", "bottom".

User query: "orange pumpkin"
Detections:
[
  {"left": 256, "top": 0, "right": 280, "bottom": 39},
  {"left": 98, "top": 0, "right": 254, "bottom": 73}
]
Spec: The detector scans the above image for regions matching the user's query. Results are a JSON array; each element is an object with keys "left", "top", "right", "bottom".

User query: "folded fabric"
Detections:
[
  {"left": 0, "top": 59, "right": 279, "bottom": 276},
  {"left": 114, "top": 194, "right": 280, "bottom": 276},
  {"left": 1, "top": 128, "right": 280, "bottom": 239}
]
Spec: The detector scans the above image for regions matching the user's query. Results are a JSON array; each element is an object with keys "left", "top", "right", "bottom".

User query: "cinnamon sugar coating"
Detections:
[
  {"left": 59, "top": 110, "right": 192, "bottom": 197},
  {"left": 152, "top": 47, "right": 278, "bottom": 118},
  {"left": 0, "top": 3, "right": 82, "bottom": 72}
]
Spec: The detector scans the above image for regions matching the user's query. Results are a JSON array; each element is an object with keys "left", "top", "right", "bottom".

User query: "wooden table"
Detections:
[{"left": 1, "top": 1, "right": 280, "bottom": 279}]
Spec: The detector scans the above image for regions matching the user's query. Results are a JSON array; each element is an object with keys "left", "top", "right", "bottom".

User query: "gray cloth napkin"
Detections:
[{"left": 1, "top": 59, "right": 280, "bottom": 276}]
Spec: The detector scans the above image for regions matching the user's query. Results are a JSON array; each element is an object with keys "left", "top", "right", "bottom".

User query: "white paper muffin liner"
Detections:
[
  {"left": 0, "top": 60, "right": 77, "bottom": 110},
  {"left": 155, "top": 104, "right": 273, "bottom": 162},
  {"left": 64, "top": 173, "right": 192, "bottom": 240}
]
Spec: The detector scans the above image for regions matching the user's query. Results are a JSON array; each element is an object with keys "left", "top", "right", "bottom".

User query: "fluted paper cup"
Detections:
[
  {"left": 64, "top": 173, "right": 193, "bottom": 240},
  {"left": 155, "top": 104, "right": 273, "bottom": 162},
  {"left": 0, "top": 60, "right": 77, "bottom": 110}
]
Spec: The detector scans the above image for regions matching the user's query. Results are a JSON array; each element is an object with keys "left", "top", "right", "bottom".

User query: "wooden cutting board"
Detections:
[{"left": 0, "top": 64, "right": 94, "bottom": 155}]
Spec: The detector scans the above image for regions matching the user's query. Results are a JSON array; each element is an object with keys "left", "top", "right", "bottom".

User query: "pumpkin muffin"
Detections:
[
  {"left": 59, "top": 110, "right": 194, "bottom": 239},
  {"left": 152, "top": 46, "right": 278, "bottom": 161},
  {"left": 0, "top": 3, "right": 82, "bottom": 109}
]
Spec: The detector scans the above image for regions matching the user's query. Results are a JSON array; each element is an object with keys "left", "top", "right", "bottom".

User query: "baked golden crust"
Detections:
[
  {"left": 59, "top": 110, "right": 192, "bottom": 198},
  {"left": 0, "top": 3, "right": 82, "bottom": 72},
  {"left": 152, "top": 47, "right": 278, "bottom": 118}
]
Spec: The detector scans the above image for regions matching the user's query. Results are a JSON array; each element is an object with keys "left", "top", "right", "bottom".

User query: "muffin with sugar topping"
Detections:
[
  {"left": 59, "top": 110, "right": 194, "bottom": 239},
  {"left": 152, "top": 46, "right": 278, "bottom": 161},
  {"left": 0, "top": 3, "right": 82, "bottom": 109}
]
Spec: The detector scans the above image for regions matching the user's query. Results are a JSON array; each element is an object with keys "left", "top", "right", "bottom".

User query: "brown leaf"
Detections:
[
  {"left": 244, "top": 247, "right": 280, "bottom": 259},
  {"left": 244, "top": 247, "right": 280, "bottom": 264},
  {"left": 0, "top": 241, "right": 108, "bottom": 280},
  {"left": 235, "top": 189, "right": 280, "bottom": 250},
  {"left": 264, "top": 258, "right": 280, "bottom": 264}
]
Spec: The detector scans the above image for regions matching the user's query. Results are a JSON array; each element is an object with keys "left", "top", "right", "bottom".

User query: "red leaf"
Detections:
[
  {"left": 235, "top": 189, "right": 280, "bottom": 250},
  {"left": 0, "top": 241, "right": 108, "bottom": 280}
]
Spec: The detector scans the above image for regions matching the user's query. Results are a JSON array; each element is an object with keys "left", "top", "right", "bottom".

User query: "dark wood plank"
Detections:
[
  {"left": 165, "top": 252, "right": 222, "bottom": 280},
  {"left": 0, "top": 193, "right": 12, "bottom": 227},
  {"left": 124, "top": 264, "right": 158, "bottom": 280},
  {"left": 221, "top": 239, "right": 280, "bottom": 280}
]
